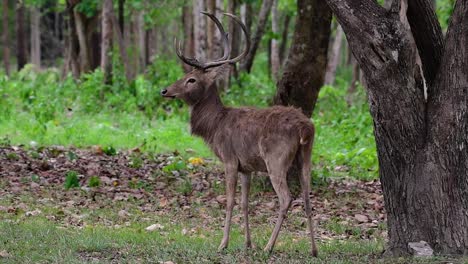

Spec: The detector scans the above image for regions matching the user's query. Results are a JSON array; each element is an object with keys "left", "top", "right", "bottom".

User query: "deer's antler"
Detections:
[{"left": 175, "top": 12, "right": 250, "bottom": 70}]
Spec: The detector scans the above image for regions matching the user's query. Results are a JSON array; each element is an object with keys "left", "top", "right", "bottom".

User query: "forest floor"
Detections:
[{"left": 0, "top": 146, "right": 463, "bottom": 263}]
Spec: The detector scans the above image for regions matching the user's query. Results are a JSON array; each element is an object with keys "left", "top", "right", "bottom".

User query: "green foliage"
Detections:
[
  {"left": 0, "top": 53, "right": 378, "bottom": 180},
  {"left": 88, "top": 175, "right": 101, "bottom": 187},
  {"left": 64, "top": 171, "right": 80, "bottom": 190},
  {"left": 436, "top": 0, "right": 456, "bottom": 30},
  {"left": 102, "top": 146, "right": 117, "bottom": 156}
]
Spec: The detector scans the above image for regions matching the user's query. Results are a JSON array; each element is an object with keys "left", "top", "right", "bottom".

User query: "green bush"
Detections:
[{"left": 64, "top": 171, "right": 80, "bottom": 190}]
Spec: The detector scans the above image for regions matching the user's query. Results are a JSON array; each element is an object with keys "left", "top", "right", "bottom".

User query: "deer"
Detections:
[{"left": 161, "top": 12, "right": 318, "bottom": 257}]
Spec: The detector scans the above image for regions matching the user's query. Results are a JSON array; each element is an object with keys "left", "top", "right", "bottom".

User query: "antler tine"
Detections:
[
  {"left": 202, "top": 13, "right": 250, "bottom": 69},
  {"left": 174, "top": 38, "right": 204, "bottom": 68},
  {"left": 200, "top": 11, "right": 231, "bottom": 62},
  {"left": 222, "top": 13, "right": 250, "bottom": 64}
]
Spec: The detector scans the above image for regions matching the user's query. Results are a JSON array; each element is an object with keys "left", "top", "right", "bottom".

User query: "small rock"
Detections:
[
  {"left": 408, "top": 241, "right": 433, "bottom": 257},
  {"left": 146, "top": 224, "right": 164, "bottom": 231},
  {"left": 216, "top": 195, "right": 227, "bottom": 205},
  {"left": 118, "top": 210, "right": 130, "bottom": 218},
  {"left": 25, "top": 209, "right": 42, "bottom": 217},
  {"left": 354, "top": 214, "right": 369, "bottom": 223},
  {"left": 0, "top": 250, "right": 10, "bottom": 258}
]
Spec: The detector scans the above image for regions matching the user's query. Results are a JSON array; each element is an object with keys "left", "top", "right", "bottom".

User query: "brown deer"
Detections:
[{"left": 161, "top": 12, "right": 318, "bottom": 256}]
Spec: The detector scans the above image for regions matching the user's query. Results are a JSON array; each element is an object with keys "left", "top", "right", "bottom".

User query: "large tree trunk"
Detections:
[
  {"left": 270, "top": 0, "right": 280, "bottom": 79},
  {"left": 274, "top": 0, "right": 332, "bottom": 117},
  {"left": 30, "top": 6, "right": 41, "bottom": 69},
  {"left": 326, "top": 0, "right": 467, "bottom": 256},
  {"left": 101, "top": 0, "right": 113, "bottom": 85},
  {"left": 2, "top": 0, "right": 10, "bottom": 75},
  {"left": 118, "top": 0, "right": 125, "bottom": 36},
  {"left": 16, "top": 1, "right": 27, "bottom": 71},
  {"left": 324, "top": 24, "right": 343, "bottom": 85},
  {"left": 73, "top": 11, "right": 91, "bottom": 73},
  {"left": 240, "top": 0, "right": 274, "bottom": 73}
]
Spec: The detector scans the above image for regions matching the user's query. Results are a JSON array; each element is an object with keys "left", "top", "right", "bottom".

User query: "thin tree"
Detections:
[
  {"left": 325, "top": 0, "right": 467, "bottom": 255},
  {"left": 192, "top": 0, "right": 207, "bottom": 61},
  {"left": 101, "top": 0, "right": 113, "bottom": 85},
  {"left": 30, "top": 5, "right": 41, "bottom": 69},
  {"left": 181, "top": 4, "right": 194, "bottom": 73},
  {"left": 16, "top": 1, "right": 27, "bottom": 71},
  {"left": 324, "top": 24, "right": 344, "bottom": 85},
  {"left": 2, "top": 0, "right": 10, "bottom": 75},
  {"left": 270, "top": 0, "right": 280, "bottom": 79},
  {"left": 240, "top": 0, "right": 274, "bottom": 73}
]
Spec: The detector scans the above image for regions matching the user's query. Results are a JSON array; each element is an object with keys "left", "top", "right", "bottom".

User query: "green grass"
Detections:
[{"left": 0, "top": 217, "right": 385, "bottom": 263}]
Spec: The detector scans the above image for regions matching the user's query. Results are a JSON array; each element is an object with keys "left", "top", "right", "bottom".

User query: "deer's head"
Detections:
[{"left": 161, "top": 12, "right": 250, "bottom": 105}]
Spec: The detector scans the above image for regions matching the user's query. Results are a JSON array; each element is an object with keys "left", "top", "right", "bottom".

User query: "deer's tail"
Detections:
[{"left": 299, "top": 123, "right": 314, "bottom": 145}]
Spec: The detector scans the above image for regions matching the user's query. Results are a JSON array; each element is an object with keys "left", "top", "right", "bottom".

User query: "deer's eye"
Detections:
[{"left": 187, "top": 78, "right": 196, "bottom": 84}]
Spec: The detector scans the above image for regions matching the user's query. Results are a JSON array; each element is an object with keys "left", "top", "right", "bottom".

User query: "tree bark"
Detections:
[
  {"left": 30, "top": 6, "right": 41, "bottom": 69},
  {"left": 325, "top": 0, "right": 468, "bottom": 255},
  {"left": 16, "top": 1, "right": 27, "bottom": 71},
  {"left": 101, "top": 0, "right": 113, "bottom": 85},
  {"left": 137, "top": 10, "right": 146, "bottom": 72},
  {"left": 240, "top": 0, "right": 273, "bottom": 73},
  {"left": 2, "top": 0, "right": 10, "bottom": 75},
  {"left": 274, "top": 0, "right": 332, "bottom": 117},
  {"left": 270, "top": 0, "right": 280, "bottom": 80},
  {"left": 73, "top": 10, "right": 91, "bottom": 73},
  {"left": 324, "top": 24, "right": 344, "bottom": 85}
]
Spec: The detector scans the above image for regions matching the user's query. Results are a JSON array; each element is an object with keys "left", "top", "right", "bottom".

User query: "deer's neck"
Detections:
[{"left": 189, "top": 90, "right": 225, "bottom": 144}]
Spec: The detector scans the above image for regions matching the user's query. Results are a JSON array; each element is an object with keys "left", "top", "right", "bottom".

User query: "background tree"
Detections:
[
  {"left": 2, "top": 0, "right": 10, "bottom": 75},
  {"left": 16, "top": 0, "right": 27, "bottom": 71},
  {"left": 326, "top": 0, "right": 467, "bottom": 255},
  {"left": 101, "top": 0, "right": 113, "bottom": 85},
  {"left": 30, "top": 4, "right": 41, "bottom": 68},
  {"left": 240, "top": 0, "right": 273, "bottom": 73}
]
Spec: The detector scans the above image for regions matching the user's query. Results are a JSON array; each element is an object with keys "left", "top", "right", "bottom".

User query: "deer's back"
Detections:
[{"left": 211, "top": 105, "right": 314, "bottom": 173}]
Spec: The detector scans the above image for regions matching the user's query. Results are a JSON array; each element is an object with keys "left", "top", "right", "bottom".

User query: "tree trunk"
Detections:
[
  {"left": 192, "top": 0, "right": 207, "bottom": 61},
  {"left": 2, "top": 0, "right": 10, "bottom": 75},
  {"left": 137, "top": 10, "right": 146, "bottom": 72},
  {"left": 324, "top": 24, "right": 344, "bottom": 85},
  {"left": 30, "top": 6, "right": 41, "bottom": 69},
  {"left": 111, "top": 11, "right": 132, "bottom": 81},
  {"left": 118, "top": 0, "right": 125, "bottom": 36},
  {"left": 16, "top": 1, "right": 27, "bottom": 71},
  {"left": 326, "top": 0, "right": 468, "bottom": 256},
  {"left": 240, "top": 0, "right": 273, "bottom": 73},
  {"left": 274, "top": 0, "right": 332, "bottom": 118},
  {"left": 67, "top": 1, "right": 80, "bottom": 78},
  {"left": 270, "top": 0, "right": 280, "bottom": 80},
  {"left": 101, "top": 0, "right": 113, "bottom": 85},
  {"left": 182, "top": 4, "right": 194, "bottom": 73}
]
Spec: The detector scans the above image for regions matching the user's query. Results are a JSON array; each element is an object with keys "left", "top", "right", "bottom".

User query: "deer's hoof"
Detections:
[
  {"left": 263, "top": 245, "right": 273, "bottom": 254},
  {"left": 218, "top": 242, "right": 228, "bottom": 252}
]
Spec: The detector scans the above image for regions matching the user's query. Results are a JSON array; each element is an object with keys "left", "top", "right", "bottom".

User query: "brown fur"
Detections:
[{"left": 162, "top": 65, "right": 318, "bottom": 256}]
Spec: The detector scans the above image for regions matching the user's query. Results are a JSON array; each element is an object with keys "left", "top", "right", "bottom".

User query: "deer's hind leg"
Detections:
[
  {"left": 261, "top": 141, "right": 297, "bottom": 253},
  {"left": 298, "top": 142, "right": 318, "bottom": 257},
  {"left": 240, "top": 172, "right": 252, "bottom": 248}
]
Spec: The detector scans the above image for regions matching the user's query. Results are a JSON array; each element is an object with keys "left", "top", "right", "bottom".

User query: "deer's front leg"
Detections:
[
  {"left": 240, "top": 172, "right": 252, "bottom": 249},
  {"left": 218, "top": 164, "right": 238, "bottom": 251}
]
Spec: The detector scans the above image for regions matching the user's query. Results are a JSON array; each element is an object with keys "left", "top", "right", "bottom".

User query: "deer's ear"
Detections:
[{"left": 205, "top": 64, "right": 230, "bottom": 82}]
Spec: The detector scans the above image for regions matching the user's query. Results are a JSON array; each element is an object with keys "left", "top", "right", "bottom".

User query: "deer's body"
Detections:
[
  {"left": 190, "top": 88, "right": 313, "bottom": 174},
  {"left": 162, "top": 13, "right": 318, "bottom": 256}
]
